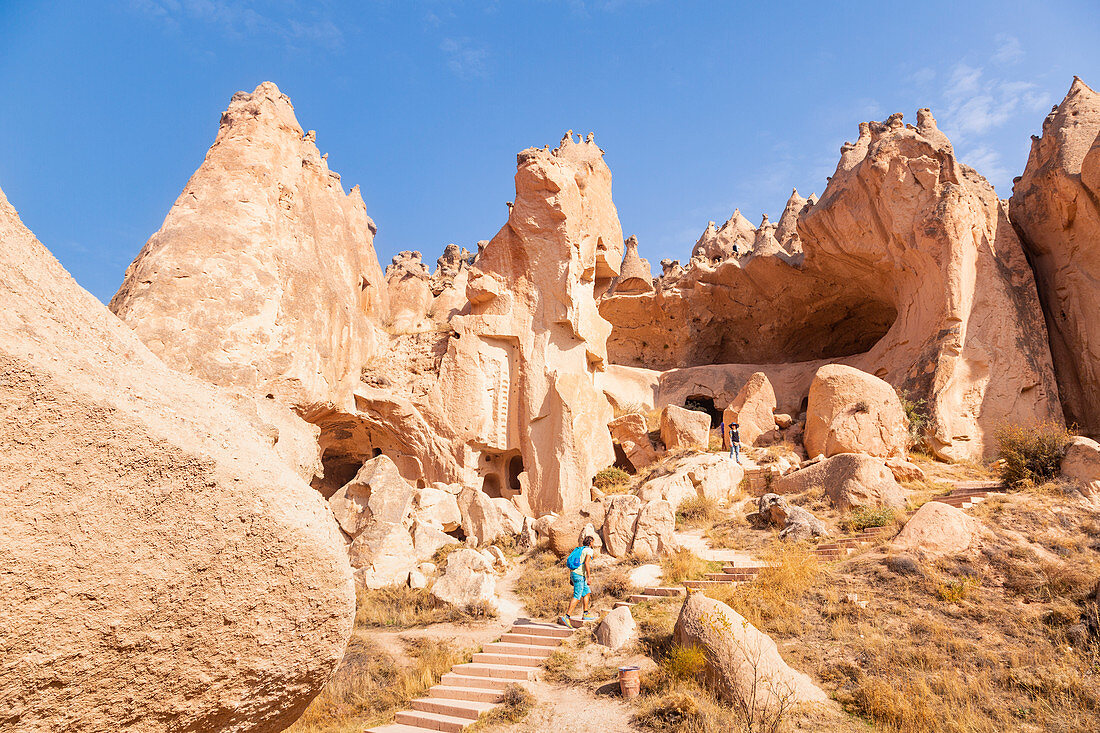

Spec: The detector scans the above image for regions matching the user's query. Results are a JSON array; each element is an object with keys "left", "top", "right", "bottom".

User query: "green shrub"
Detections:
[
  {"left": 593, "top": 465, "right": 631, "bottom": 493},
  {"left": 841, "top": 506, "right": 897, "bottom": 533},
  {"left": 896, "top": 388, "right": 930, "bottom": 448},
  {"left": 995, "top": 421, "right": 1071, "bottom": 488}
]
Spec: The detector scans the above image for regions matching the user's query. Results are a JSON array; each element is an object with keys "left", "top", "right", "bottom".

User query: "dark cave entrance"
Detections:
[
  {"left": 685, "top": 394, "right": 723, "bottom": 428},
  {"left": 507, "top": 455, "right": 524, "bottom": 494}
]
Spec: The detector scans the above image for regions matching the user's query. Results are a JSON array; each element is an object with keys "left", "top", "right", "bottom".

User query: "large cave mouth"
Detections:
[{"left": 603, "top": 290, "right": 898, "bottom": 369}]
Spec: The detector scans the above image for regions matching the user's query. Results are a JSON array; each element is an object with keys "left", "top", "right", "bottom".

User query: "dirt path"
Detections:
[{"left": 481, "top": 679, "right": 638, "bottom": 733}]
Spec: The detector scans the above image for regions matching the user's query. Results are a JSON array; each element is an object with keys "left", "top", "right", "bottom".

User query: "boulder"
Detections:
[
  {"left": 411, "top": 520, "right": 459, "bottom": 559},
  {"left": 637, "top": 453, "right": 743, "bottom": 510},
  {"left": 349, "top": 520, "right": 418, "bottom": 588},
  {"left": 548, "top": 512, "right": 586, "bottom": 557},
  {"left": 660, "top": 404, "right": 711, "bottom": 451},
  {"left": 630, "top": 500, "right": 675, "bottom": 559},
  {"left": 891, "top": 501, "right": 986, "bottom": 559},
  {"left": 608, "top": 412, "right": 660, "bottom": 471},
  {"left": 776, "top": 453, "right": 907, "bottom": 511},
  {"left": 329, "top": 455, "right": 415, "bottom": 536},
  {"left": 430, "top": 549, "right": 497, "bottom": 608},
  {"left": 580, "top": 497, "right": 610, "bottom": 529},
  {"left": 533, "top": 514, "right": 556, "bottom": 542},
  {"left": 516, "top": 516, "right": 538, "bottom": 550},
  {"left": 755, "top": 494, "right": 829, "bottom": 542},
  {"left": 0, "top": 184, "right": 355, "bottom": 731},
  {"left": 602, "top": 494, "right": 643, "bottom": 558},
  {"left": 491, "top": 496, "right": 526, "bottom": 535},
  {"left": 408, "top": 570, "right": 428, "bottom": 590},
  {"left": 804, "top": 365, "right": 909, "bottom": 459},
  {"left": 722, "top": 372, "right": 778, "bottom": 447},
  {"left": 1062, "top": 436, "right": 1100, "bottom": 502},
  {"left": 581, "top": 522, "right": 604, "bottom": 551},
  {"left": 885, "top": 457, "right": 927, "bottom": 484},
  {"left": 458, "top": 486, "right": 507, "bottom": 547},
  {"left": 414, "top": 487, "right": 462, "bottom": 531},
  {"left": 674, "top": 593, "right": 828, "bottom": 711},
  {"left": 595, "top": 606, "right": 638, "bottom": 650},
  {"left": 1010, "top": 77, "right": 1100, "bottom": 435}
]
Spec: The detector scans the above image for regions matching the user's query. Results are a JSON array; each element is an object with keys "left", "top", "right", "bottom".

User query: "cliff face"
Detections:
[
  {"left": 110, "top": 82, "right": 388, "bottom": 414},
  {"left": 1010, "top": 77, "right": 1100, "bottom": 436},
  {"left": 601, "top": 110, "right": 1063, "bottom": 461},
  {"left": 0, "top": 184, "right": 355, "bottom": 732}
]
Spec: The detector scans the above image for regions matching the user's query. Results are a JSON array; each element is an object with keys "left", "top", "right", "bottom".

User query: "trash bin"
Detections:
[{"left": 618, "top": 666, "right": 640, "bottom": 699}]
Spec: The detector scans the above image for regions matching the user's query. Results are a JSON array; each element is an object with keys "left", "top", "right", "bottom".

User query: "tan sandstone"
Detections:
[
  {"left": 775, "top": 453, "right": 907, "bottom": 511},
  {"left": 722, "top": 371, "right": 778, "bottom": 447},
  {"left": 891, "top": 502, "right": 986, "bottom": 559},
  {"left": 660, "top": 404, "right": 711, "bottom": 451},
  {"left": 804, "top": 364, "right": 908, "bottom": 460}
]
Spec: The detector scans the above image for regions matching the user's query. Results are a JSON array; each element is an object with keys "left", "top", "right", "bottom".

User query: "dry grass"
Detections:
[
  {"left": 707, "top": 545, "right": 820, "bottom": 634},
  {"left": 468, "top": 683, "right": 536, "bottom": 729},
  {"left": 660, "top": 548, "right": 721, "bottom": 584},
  {"left": 676, "top": 494, "right": 723, "bottom": 528},
  {"left": 594, "top": 465, "right": 632, "bottom": 494},
  {"left": 995, "top": 420, "right": 1072, "bottom": 488},
  {"left": 355, "top": 585, "right": 495, "bottom": 628},
  {"left": 512, "top": 549, "right": 632, "bottom": 618},
  {"left": 286, "top": 635, "right": 468, "bottom": 733},
  {"left": 839, "top": 505, "right": 897, "bottom": 534}
]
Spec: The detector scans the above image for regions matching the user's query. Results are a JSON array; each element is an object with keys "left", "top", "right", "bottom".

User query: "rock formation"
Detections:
[
  {"left": 0, "top": 185, "right": 355, "bottom": 731},
  {"left": 804, "top": 365, "right": 909, "bottom": 459},
  {"left": 600, "top": 109, "right": 1063, "bottom": 461},
  {"left": 1010, "top": 77, "right": 1100, "bottom": 435}
]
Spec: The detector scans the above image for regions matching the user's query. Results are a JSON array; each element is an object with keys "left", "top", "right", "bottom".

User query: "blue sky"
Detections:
[{"left": 1, "top": 1, "right": 1098, "bottom": 303}]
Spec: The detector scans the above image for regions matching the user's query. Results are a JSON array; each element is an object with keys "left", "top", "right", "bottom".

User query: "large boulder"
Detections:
[
  {"left": 0, "top": 184, "right": 354, "bottom": 731},
  {"left": 1062, "top": 436, "right": 1100, "bottom": 502},
  {"left": 430, "top": 549, "right": 497, "bottom": 609},
  {"left": 414, "top": 487, "right": 462, "bottom": 531},
  {"left": 329, "top": 455, "right": 415, "bottom": 535},
  {"left": 660, "top": 404, "right": 711, "bottom": 451},
  {"left": 753, "top": 493, "right": 829, "bottom": 542},
  {"left": 1010, "top": 78, "right": 1100, "bottom": 435},
  {"left": 776, "top": 453, "right": 907, "bottom": 511},
  {"left": 891, "top": 501, "right": 986, "bottom": 559},
  {"left": 804, "top": 365, "right": 909, "bottom": 459},
  {"left": 630, "top": 500, "right": 675, "bottom": 559},
  {"left": 637, "top": 453, "right": 744, "bottom": 509},
  {"left": 458, "top": 486, "right": 507, "bottom": 547},
  {"left": 602, "top": 494, "right": 643, "bottom": 558},
  {"left": 595, "top": 606, "right": 638, "bottom": 650},
  {"left": 722, "top": 372, "right": 778, "bottom": 447},
  {"left": 411, "top": 520, "right": 460, "bottom": 559},
  {"left": 548, "top": 512, "right": 586, "bottom": 557},
  {"left": 674, "top": 593, "right": 828, "bottom": 711},
  {"left": 349, "top": 519, "right": 418, "bottom": 589},
  {"left": 608, "top": 412, "right": 660, "bottom": 471}
]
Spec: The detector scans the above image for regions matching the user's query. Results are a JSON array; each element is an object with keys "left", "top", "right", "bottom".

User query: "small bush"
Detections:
[
  {"left": 936, "top": 577, "right": 979, "bottom": 604},
  {"left": 633, "top": 689, "right": 700, "bottom": 729},
  {"left": 676, "top": 494, "right": 722, "bottom": 527},
  {"left": 471, "top": 683, "right": 535, "bottom": 728},
  {"left": 995, "top": 421, "right": 1071, "bottom": 488},
  {"left": 594, "top": 465, "right": 631, "bottom": 493},
  {"left": 853, "top": 399, "right": 871, "bottom": 413},
  {"left": 885, "top": 554, "right": 923, "bottom": 576},
  {"left": 896, "top": 388, "right": 930, "bottom": 448},
  {"left": 597, "top": 568, "right": 635, "bottom": 599},
  {"left": 660, "top": 548, "right": 714, "bottom": 584},
  {"left": 541, "top": 647, "right": 581, "bottom": 683},
  {"left": 841, "top": 506, "right": 897, "bottom": 533},
  {"left": 662, "top": 644, "right": 707, "bottom": 681}
]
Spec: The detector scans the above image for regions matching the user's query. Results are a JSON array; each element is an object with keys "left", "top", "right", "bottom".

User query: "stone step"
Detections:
[
  {"left": 471, "top": 652, "right": 543, "bottom": 668},
  {"left": 613, "top": 601, "right": 634, "bottom": 609},
  {"left": 628, "top": 593, "right": 674, "bottom": 603},
  {"left": 428, "top": 685, "right": 505, "bottom": 703},
  {"left": 452, "top": 662, "right": 538, "bottom": 680},
  {"left": 499, "top": 632, "right": 561, "bottom": 647},
  {"left": 683, "top": 579, "right": 745, "bottom": 589},
  {"left": 481, "top": 642, "right": 553, "bottom": 658},
  {"left": 394, "top": 709, "right": 472, "bottom": 732},
  {"left": 511, "top": 622, "right": 572, "bottom": 639},
  {"left": 642, "top": 586, "right": 686, "bottom": 597},
  {"left": 366, "top": 724, "right": 436, "bottom": 733},
  {"left": 705, "top": 572, "right": 756, "bottom": 582},
  {"left": 439, "top": 672, "right": 513, "bottom": 690},
  {"left": 951, "top": 480, "right": 1003, "bottom": 490},
  {"left": 721, "top": 566, "right": 765, "bottom": 575},
  {"left": 411, "top": 697, "right": 496, "bottom": 720}
]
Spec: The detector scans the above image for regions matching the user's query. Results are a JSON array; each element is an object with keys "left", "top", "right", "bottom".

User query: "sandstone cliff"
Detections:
[
  {"left": 1010, "top": 77, "right": 1100, "bottom": 436},
  {"left": 0, "top": 184, "right": 355, "bottom": 731}
]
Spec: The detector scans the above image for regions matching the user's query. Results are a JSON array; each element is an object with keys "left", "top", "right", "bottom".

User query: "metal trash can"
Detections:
[{"left": 618, "top": 666, "right": 640, "bottom": 699}]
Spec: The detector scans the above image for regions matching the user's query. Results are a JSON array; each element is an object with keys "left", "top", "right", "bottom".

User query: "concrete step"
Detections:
[
  {"left": 642, "top": 586, "right": 685, "bottom": 597},
  {"left": 628, "top": 593, "right": 670, "bottom": 603},
  {"left": 394, "top": 709, "right": 472, "bottom": 732},
  {"left": 411, "top": 697, "right": 496, "bottom": 720},
  {"left": 452, "top": 662, "right": 538, "bottom": 680},
  {"left": 511, "top": 622, "right": 572, "bottom": 639},
  {"left": 683, "top": 579, "right": 744, "bottom": 589},
  {"left": 428, "top": 685, "right": 505, "bottom": 703},
  {"left": 366, "top": 724, "right": 436, "bottom": 733},
  {"left": 482, "top": 642, "right": 553, "bottom": 658},
  {"left": 613, "top": 601, "right": 634, "bottom": 609},
  {"left": 471, "top": 652, "right": 543, "bottom": 668},
  {"left": 705, "top": 572, "right": 756, "bottom": 582},
  {"left": 439, "top": 672, "right": 513, "bottom": 690},
  {"left": 499, "top": 632, "right": 561, "bottom": 647}
]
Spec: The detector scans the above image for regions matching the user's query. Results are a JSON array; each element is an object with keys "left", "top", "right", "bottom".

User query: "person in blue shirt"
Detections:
[{"left": 561, "top": 536, "right": 597, "bottom": 625}]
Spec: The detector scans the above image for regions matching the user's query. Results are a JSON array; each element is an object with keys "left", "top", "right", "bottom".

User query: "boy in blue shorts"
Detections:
[{"left": 561, "top": 536, "right": 598, "bottom": 625}]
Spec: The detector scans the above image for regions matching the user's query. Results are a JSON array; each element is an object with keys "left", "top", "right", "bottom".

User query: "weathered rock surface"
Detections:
[
  {"left": 630, "top": 499, "right": 675, "bottom": 559},
  {"left": 0, "top": 185, "right": 355, "bottom": 731},
  {"left": 885, "top": 457, "right": 926, "bottom": 484},
  {"left": 414, "top": 487, "right": 462, "bottom": 531},
  {"left": 674, "top": 593, "right": 828, "bottom": 711},
  {"left": 1062, "top": 436, "right": 1100, "bottom": 502},
  {"left": 601, "top": 109, "right": 1063, "bottom": 461},
  {"left": 722, "top": 372, "right": 778, "bottom": 447},
  {"left": 753, "top": 493, "right": 829, "bottom": 541},
  {"left": 660, "top": 404, "right": 711, "bottom": 451},
  {"left": 458, "top": 487, "right": 508, "bottom": 547},
  {"left": 595, "top": 606, "right": 637, "bottom": 650},
  {"left": 804, "top": 365, "right": 908, "bottom": 459},
  {"left": 330, "top": 455, "right": 415, "bottom": 535},
  {"left": 602, "top": 494, "right": 643, "bottom": 557},
  {"left": 1010, "top": 78, "right": 1100, "bottom": 435},
  {"left": 776, "top": 453, "right": 906, "bottom": 511},
  {"left": 608, "top": 412, "right": 660, "bottom": 471},
  {"left": 891, "top": 502, "right": 986, "bottom": 559},
  {"left": 612, "top": 235, "right": 654, "bottom": 294},
  {"left": 430, "top": 549, "right": 497, "bottom": 608},
  {"left": 636, "top": 453, "right": 743, "bottom": 509},
  {"left": 548, "top": 512, "right": 586, "bottom": 557}
]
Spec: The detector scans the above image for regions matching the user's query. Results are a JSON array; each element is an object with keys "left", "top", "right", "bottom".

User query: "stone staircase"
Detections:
[
  {"left": 930, "top": 480, "right": 1004, "bottom": 510},
  {"left": 367, "top": 619, "right": 573, "bottom": 733}
]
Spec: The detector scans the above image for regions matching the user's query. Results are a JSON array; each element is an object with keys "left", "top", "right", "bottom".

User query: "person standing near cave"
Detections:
[{"left": 729, "top": 422, "right": 741, "bottom": 464}]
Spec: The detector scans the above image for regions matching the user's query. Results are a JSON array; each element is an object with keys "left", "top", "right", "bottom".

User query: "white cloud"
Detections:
[
  {"left": 909, "top": 67, "right": 936, "bottom": 86},
  {"left": 440, "top": 37, "right": 489, "bottom": 80},
  {"left": 992, "top": 34, "right": 1023, "bottom": 64},
  {"left": 958, "top": 145, "right": 1010, "bottom": 189}
]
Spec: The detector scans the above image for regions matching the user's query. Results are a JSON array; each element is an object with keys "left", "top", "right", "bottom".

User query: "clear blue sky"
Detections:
[{"left": 2, "top": 1, "right": 1098, "bottom": 303}]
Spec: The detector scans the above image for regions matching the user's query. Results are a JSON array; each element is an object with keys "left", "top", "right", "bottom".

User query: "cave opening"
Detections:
[
  {"left": 684, "top": 394, "right": 723, "bottom": 428},
  {"left": 507, "top": 455, "right": 524, "bottom": 493},
  {"left": 311, "top": 451, "right": 362, "bottom": 499},
  {"left": 482, "top": 473, "right": 503, "bottom": 498}
]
